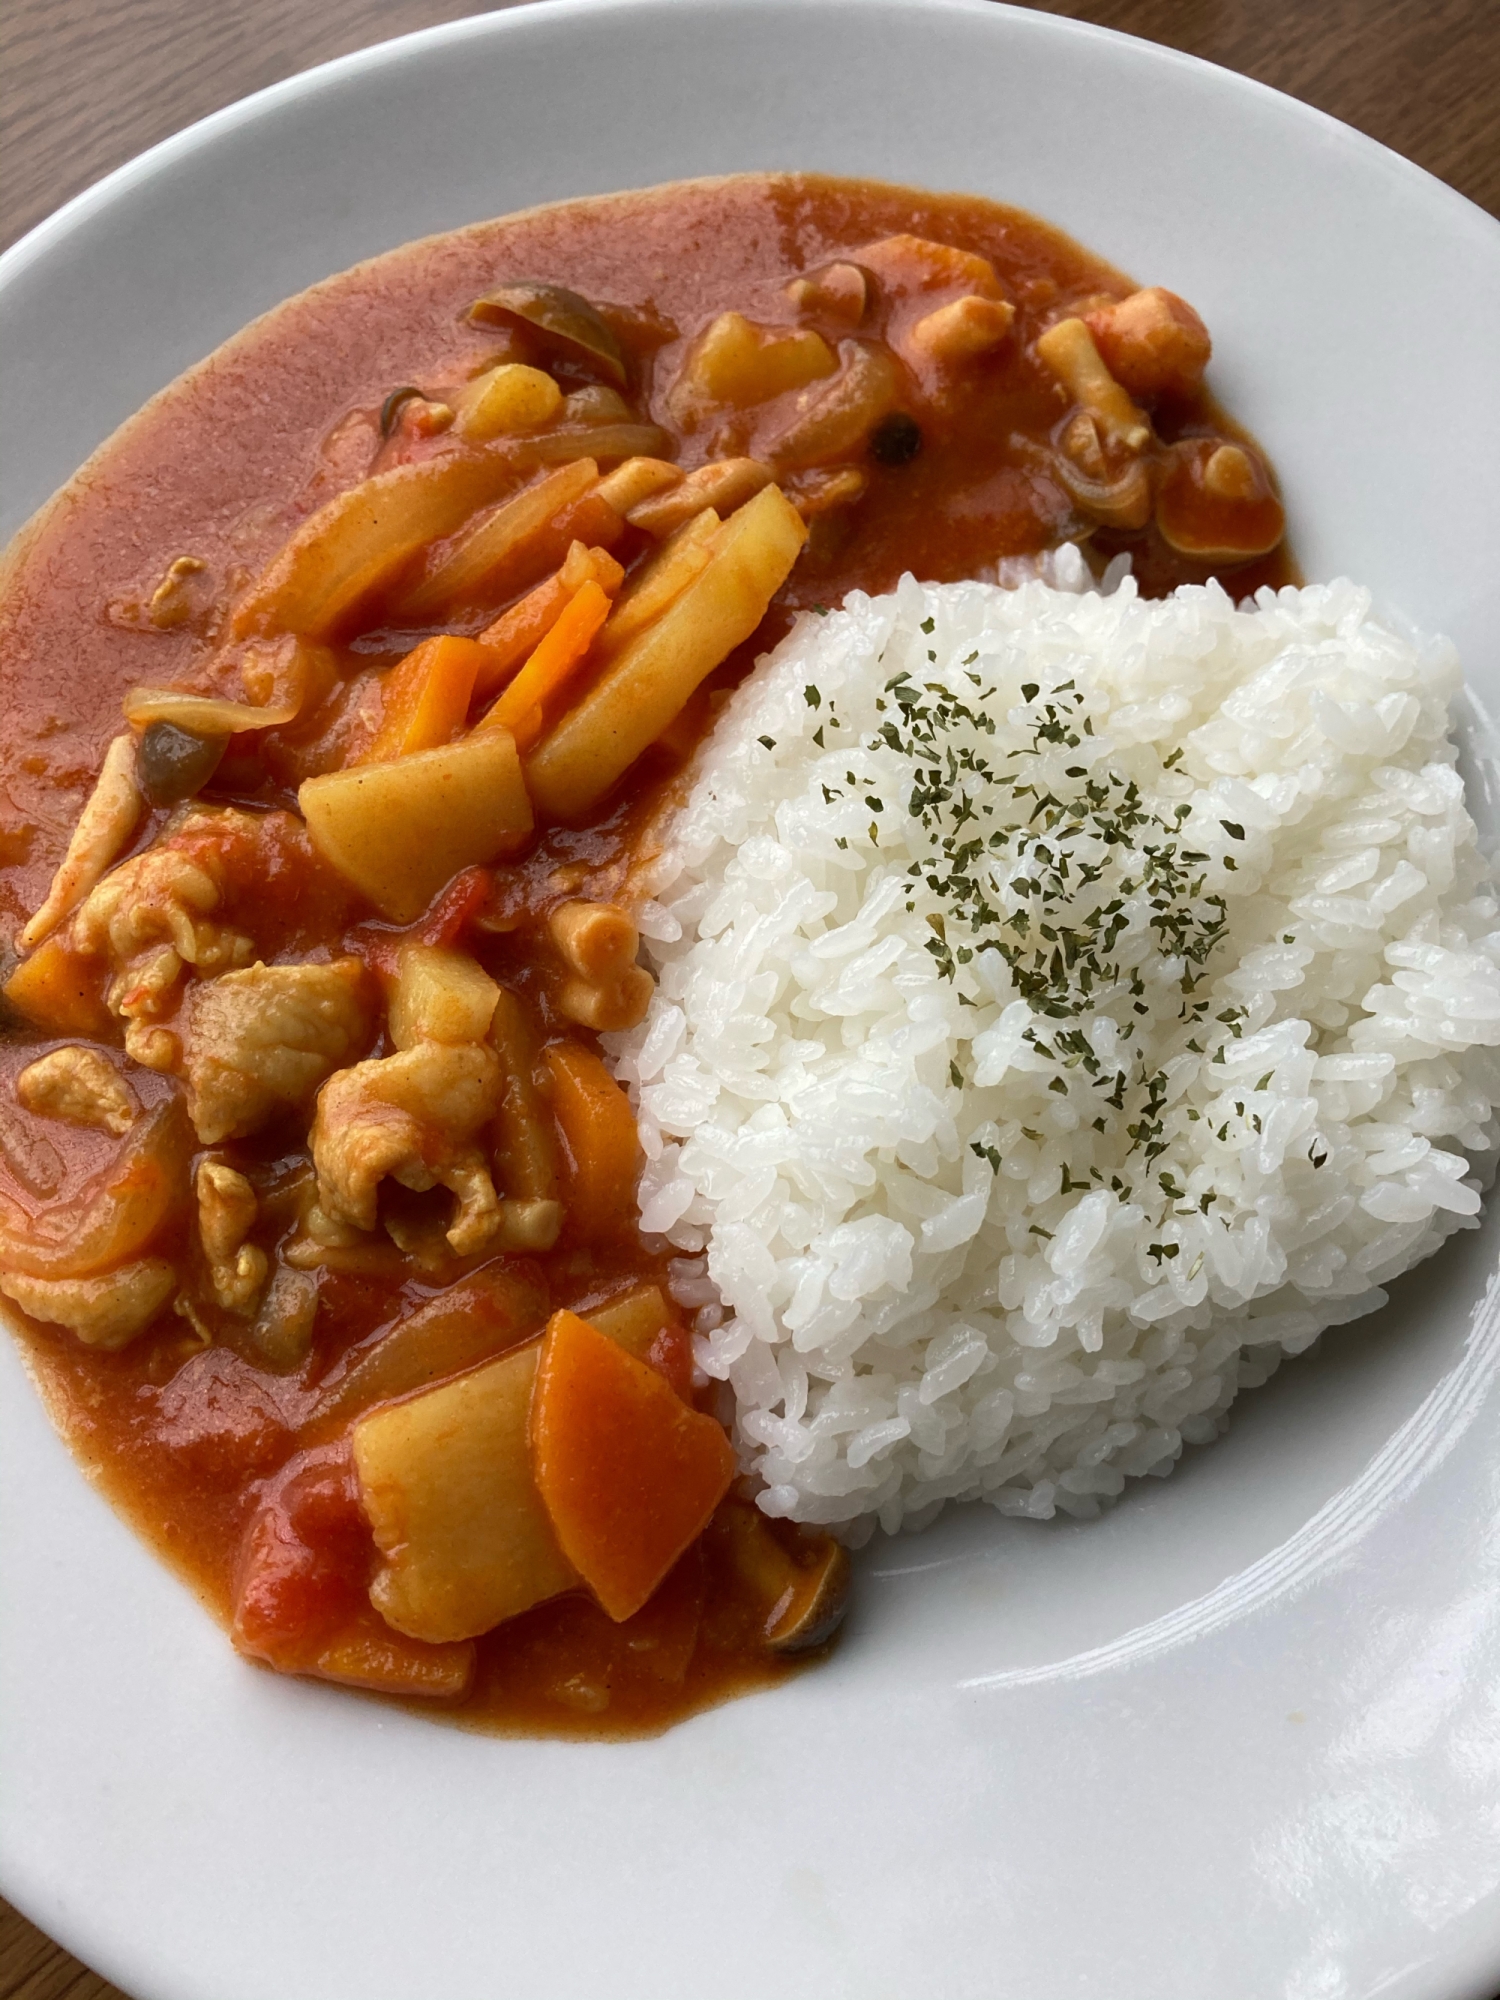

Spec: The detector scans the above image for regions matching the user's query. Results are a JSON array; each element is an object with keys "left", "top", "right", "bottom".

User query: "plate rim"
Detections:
[{"left": 4, "top": 5, "right": 1500, "bottom": 1999}]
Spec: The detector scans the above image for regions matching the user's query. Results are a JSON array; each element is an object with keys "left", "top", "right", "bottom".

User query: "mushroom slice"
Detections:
[
  {"left": 1155, "top": 438, "right": 1285, "bottom": 560},
  {"left": 137, "top": 724, "right": 229, "bottom": 808},
  {"left": 908, "top": 294, "right": 1015, "bottom": 366},
  {"left": 468, "top": 282, "right": 628, "bottom": 387},
  {"left": 1053, "top": 411, "right": 1153, "bottom": 530},
  {"left": 709, "top": 1497, "right": 852, "bottom": 1652},
  {"left": 1034, "top": 316, "right": 1150, "bottom": 452}
]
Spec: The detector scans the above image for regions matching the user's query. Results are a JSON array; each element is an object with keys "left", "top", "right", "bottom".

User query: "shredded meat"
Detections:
[
  {"left": 64, "top": 807, "right": 343, "bottom": 1063},
  {"left": 179, "top": 958, "right": 372, "bottom": 1145},
  {"left": 16, "top": 1046, "right": 136, "bottom": 1135},
  {"left": 20, "top": 734, "right": 142, "bottom": 951},
  {"left": 196, "top": 1159, "right": 267, "bottom": 1313},
  {"left": 310, "top": 1042, "right": 505, "bottom": 1255},
  {"left": 71, "top": 813, "right": 256, "bottom": 1038},
  {"left": 1, "top": 1258, "right": 176, "bottom": 1349}
]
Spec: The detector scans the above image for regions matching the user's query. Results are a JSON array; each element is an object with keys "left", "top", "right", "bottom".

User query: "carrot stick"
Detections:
[
  {"left": 473, "top": 543, "right": 624, "bottom": 700},
  {"left": 480, "top": 579, "right": 612, "bottom": 753},
  {"left": 359, "top": 634, "right": 489, "bottom": 764},
  {"left": 531, "top": 1308, "right": 735, "bottom": 1622},
  {"left": 542, "top": 1039, "right": 641, "bottom": 1229}
]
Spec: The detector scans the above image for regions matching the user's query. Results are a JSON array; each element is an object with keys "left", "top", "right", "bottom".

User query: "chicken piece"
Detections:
[
  {"left": 71, "top": 816, "right": 256, "bottom": 1031},
  {"left": 20, "top": 735, "right": 142, "bottom": 951},
  {"left": 196, "top": 1159, "right": 268, "bottom": 1313},
  {"left": 0, "top": 1258, "right": 176, "bottom": 1350},
  {"left": 1085, "top": 287, "right": 1211, "bottom": 400},
  {"left": 179, "top": 958, "right": 372, "bottom": 1145},
  {"left": 16, "top": 1046, "right": 136, "bottom": 1136},
  {"left": 311, "top": 1041, "right": 505, "bottom": 1256}
]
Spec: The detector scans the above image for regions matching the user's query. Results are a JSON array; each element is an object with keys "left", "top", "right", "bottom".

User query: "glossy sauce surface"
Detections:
[{"left": 0, "top": 174, "right": 1295, "bottom": 1735}]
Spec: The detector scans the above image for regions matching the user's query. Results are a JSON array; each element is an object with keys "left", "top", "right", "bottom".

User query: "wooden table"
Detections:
[{"left": 1, "top": 0, "right": 1497, "bottom": 1993}]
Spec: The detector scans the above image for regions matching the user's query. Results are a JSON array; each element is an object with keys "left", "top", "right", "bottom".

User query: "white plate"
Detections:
[{"left": 4, "top": 4, "right": 1500, "bottom": 1996}]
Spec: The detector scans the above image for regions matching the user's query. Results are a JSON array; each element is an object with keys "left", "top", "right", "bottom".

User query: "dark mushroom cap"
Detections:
[{"left": 469, "top": 283, "right": 628, "bottom": 388}]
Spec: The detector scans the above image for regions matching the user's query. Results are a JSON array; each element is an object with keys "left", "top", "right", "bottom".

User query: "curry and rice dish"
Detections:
[{"left": 2, "top": 173, "right": 1496, "bottom": 1736}]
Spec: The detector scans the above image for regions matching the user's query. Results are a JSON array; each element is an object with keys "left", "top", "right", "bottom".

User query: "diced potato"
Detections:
[
  {"left": 4, "top": 934, "right": 112, "bottom": 1038},
  {"left": 231, "top": 448, "right": 521, "bottom": 639},
  {"left": 316, "top": 1263, "right": 550, "bottom": 1423},
  {"left": 524, "top": 484, "right": 807, "bottom": 822},
  {"left": 594, "top": 508, "right": 720, "bottom": 663},
  {"left": 586, "top": 1283, "right": 670, "bottom": 1360},
  {"left": 396, "top": 459, "right": 604, "bottom": 622},
  {"left": 299, "top": 728, "right": 533, "bottom": 924},
  {"left": 672, "top": 312, "right": 837, "bottom": 416},
  {"left": 454, "top": 362, "right": 564, "bottom": 441},
  {"left": 353, "top": 1339, "right": 576, "bottom": 1643},
  {"left": 389, "top": 942, "right": 500, "bottom": 1049}
]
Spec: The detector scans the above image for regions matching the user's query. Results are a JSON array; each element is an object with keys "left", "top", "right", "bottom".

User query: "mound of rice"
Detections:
[{"left": 610, "top": 559, "right": 1500, "bottom": 1537}]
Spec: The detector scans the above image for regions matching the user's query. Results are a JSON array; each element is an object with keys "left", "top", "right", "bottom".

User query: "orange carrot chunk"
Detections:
[
  {"left": 474, "top": 542, "right": 624, "bottom": 700},
  {"left": 479, "top": 578, "right": 612, "bottom": 753},
  {"left": 360, "top": 633, "right": 490, "bottom": 763},
  {"left": 532, "top": 1308, "right": 735, "bottom": 1622},
  {"left": 543, "top": 1040, "right": 642, "bottom": 1226}
]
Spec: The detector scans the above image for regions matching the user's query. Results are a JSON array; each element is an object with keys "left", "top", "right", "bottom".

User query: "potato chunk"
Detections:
[
  {"left": 454, "top": 363, "right": 564, "bottom": 441},
  {"left": 389, "top": 943, "right": 500, "bottom": 1049},
  {"left": 669, "top": 312, "right": 836, "bottom": 418},
  {"left": 353, "top": 1340, "right": 575, "bottom": 1643},
  {"left": 299, "top": 728, "right": 533, "bottom": 923},
  {"left": 525, "top": 484, "right": 807, "bottom": 822}
]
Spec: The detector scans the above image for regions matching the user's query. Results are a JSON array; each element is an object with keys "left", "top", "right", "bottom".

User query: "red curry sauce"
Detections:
[{"left": 0, "top": 174, "right": 1294, "bottom": 1736}]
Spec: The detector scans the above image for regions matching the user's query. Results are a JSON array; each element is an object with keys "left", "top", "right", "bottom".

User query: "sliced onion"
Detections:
[
  {"left": 123, "top": 688, "right": 301, "bottom": 733},
  {"left": 0, "top": 1098, "right": 190, "bottom": 1281},
  {"left": 469, "top": 283, "right": 628, "bottom": 388}
]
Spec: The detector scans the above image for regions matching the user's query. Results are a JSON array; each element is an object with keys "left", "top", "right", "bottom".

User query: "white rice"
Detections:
[{"left": 609, "top": 557, "right": 1500, "bottom": 1537}]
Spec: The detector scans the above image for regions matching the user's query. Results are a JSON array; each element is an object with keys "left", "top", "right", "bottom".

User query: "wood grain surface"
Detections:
[{"left": 2, "top": 1, "right": 1498, "bottom": 1995}]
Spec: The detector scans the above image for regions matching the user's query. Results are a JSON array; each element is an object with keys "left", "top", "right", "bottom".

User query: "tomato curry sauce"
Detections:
[{"left": 0, "top": 174, "right": 1293, "bottom": 1735}]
